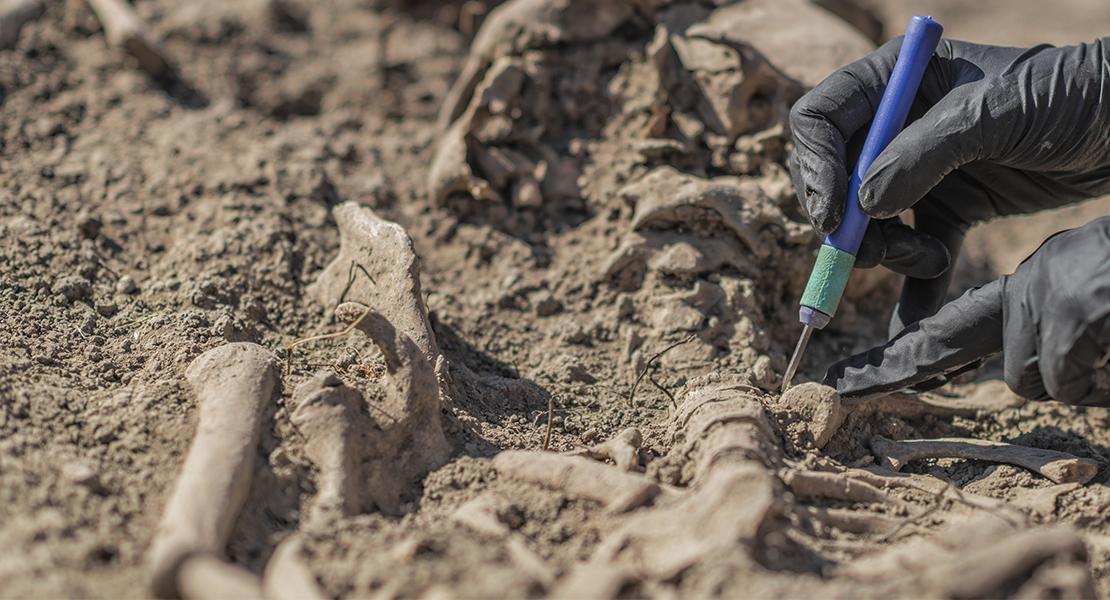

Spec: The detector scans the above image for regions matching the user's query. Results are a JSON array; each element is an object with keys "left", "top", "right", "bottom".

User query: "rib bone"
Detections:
[
  {"left": 564, "top": 427, "right": 643, "bottom": 471},
  {"left": 870, "top": 436, "right": 1098, "bottom": 485},
  {"left": 146, "top": 343, "right": 279, "bottom": 599},
  {"left": 493, "top": 451, "right": 660, "bottom": 514}
]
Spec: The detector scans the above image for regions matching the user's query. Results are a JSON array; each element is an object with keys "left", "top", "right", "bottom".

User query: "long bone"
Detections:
[
  {"left": 146, "top": 343, "right": 279, "bottom": 599},
  {"left": 870, "top": 436, "right": 1098, "bottom": 485}
]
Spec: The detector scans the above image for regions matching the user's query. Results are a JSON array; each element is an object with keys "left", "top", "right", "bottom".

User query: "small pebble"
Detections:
[
  {"left": 116, "top": 275, "right": 137, "bottom": 295},
  {"left": 530, "top": 290, "right": 563, "bottom": 317},
  {"left": 96, "top": 300, "right": 118, "bottom": 317}
]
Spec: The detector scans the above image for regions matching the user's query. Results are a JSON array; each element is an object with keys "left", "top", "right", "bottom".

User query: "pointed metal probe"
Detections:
[{"left": 781, "top": 324, "right": 813, "bottom": 393}]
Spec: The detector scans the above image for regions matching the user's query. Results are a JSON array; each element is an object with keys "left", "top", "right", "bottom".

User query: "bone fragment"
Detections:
[
  {"left": 766, "top": 382, "right": 844, "bottom": 450},
  {"left": 86, "top": 0, "right": 172, "bottom": 77},
  {"left": 291, "top": 372, "right": 364, "bottom": 525},
  {"left": 0, "top": 0, "right": 43, "bottom": 48},
  {"left": 784, "top": 469, "right": 914, "bottom": 512},
  {"left": 291, "top": 304, "right": 451, "bottom": 518},
  {"left": 262, "top": 535, "right": 329, "bottom": 600},
  {"left": 564, "top": 427, "right": 642, "bottom": 471},
  {"left": 175, "top": 552, "right": 264, "bottom": 600},
  {"left": 870, "top": 435, "right": 1098, "bottom": 485},
  {"left": 146, "top": 343, "right": 279, "bottom": 599},
  {"left": 493, "top": 451, "right": 660, "bottom": 513}
]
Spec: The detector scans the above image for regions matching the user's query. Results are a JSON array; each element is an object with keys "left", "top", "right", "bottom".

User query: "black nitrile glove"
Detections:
[
  {"left": 826, "top": 217, "right": 1110, "bottom": 407},
  {"left": 789, "top": 37, "right": 1110, "bottom": 332}
]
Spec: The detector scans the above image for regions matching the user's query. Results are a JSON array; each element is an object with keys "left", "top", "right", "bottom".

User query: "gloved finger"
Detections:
[
  {"left": 789, "top": 39, "right": 902, "bottom": 234},
  {"left": 889, "top": 203, "right": 969, "bottom": 335},
  {"left": 852, "top": 219, "right": 886, "bottom": 269},
  {"left": 825, "top": 278, "right": 1004, "bottom": 401},
  {"left": 875, "top": 217, "right": 950, "bottom": 279},
  {"left": 1043, "top": 326, "right": 1110, "bottom": 406},
  {"left": 857, "top": 84, "right": 990, "bottom": 220}
]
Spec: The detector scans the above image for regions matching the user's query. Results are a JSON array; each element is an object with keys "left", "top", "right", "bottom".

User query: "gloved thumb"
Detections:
[{"left": 825, "top": 278, "right": 1005, "bottom": 401}]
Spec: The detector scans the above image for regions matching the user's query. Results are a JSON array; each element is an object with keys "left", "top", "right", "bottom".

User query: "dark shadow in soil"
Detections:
[
  {"left": 155, "top": 67, "right": 209, "bottom": 110},
  {"left": 430, "top": 309, "right": 551, "bottom": 425}
]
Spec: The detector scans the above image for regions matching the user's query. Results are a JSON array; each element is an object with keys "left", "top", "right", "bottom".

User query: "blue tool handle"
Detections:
[{"left": 824, "top": 15, "right": 944, "bottom": 256}]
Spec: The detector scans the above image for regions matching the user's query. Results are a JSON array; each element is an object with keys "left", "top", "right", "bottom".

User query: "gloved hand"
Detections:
[
  {"left": 789, "top": 36, "right": 1110, "bottom": 332},
  {"left": 825, "top": 217, "right": 1110, "bottom": 407}
]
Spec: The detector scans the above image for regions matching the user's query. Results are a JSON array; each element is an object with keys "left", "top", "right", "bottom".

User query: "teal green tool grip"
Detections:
[{"left": 800, "top": 245, "right": 856, "bottom": 317}]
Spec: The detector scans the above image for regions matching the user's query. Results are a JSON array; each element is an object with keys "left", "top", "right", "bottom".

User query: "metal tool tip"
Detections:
[{"left": 780, "top": 325, "right": 814, "bottom": 394}]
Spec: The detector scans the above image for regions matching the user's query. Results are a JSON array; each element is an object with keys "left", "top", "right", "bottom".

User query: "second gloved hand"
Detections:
[{"left": 826, "top": 217, "right": 1110, "bottom": 407}]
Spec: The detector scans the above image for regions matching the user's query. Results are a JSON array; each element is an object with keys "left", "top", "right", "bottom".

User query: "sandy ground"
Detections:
[{"left": 2, "top": 1, "right": 1110, "bottom": 599}]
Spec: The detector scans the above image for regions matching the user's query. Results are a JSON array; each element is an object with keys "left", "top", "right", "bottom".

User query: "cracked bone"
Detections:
[
  {"left": 784, "top": 470, "right": 916, "bottom": 514},
  {"left": 870, "top": 435, "right": 1098, "bottom": 485},
  {"left": 86, "top": 0, "right": 173, "bottom": 77},
  {"left": 146, "top": 343, "right": 279, "bottom": 599},
  {"left": 291, "top": 302, "right": 452, "bottom": 519},
  {"left": 493, "top": 450, "right": 660, "bottom": 514},
  {"left": 564, "top": 427, "right": 643, "bottom": 471}
]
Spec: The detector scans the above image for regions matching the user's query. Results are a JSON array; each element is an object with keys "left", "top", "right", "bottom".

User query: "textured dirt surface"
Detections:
[{"left": 3, "top": 1, "right": 1110, "bottom": 598}]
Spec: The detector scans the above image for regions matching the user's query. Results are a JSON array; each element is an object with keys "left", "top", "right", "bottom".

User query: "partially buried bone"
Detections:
[
  {"left": 451, "top": 496, "right": 556, "bottom": 587},
  {"left": 146, "top": 343, "right": 279, "bottom": 599},
  {"left": 493, "top": 451, "right": 660, "bottom": 514},
  {"left": 870, "top": 435, "right": 1098, "bottom": 485},
  {"left": 587, "top": 375, "right": 780, "bottom": 578},
  {"left": 262, "top": 535, "right": 329, "bottom": 600},
  {"left": 292, "top": 303, "right": 452, "bottom": 520},
  {"left": 86, "top": 0, "right": 173, "bottom": 77},
  {"left": 564, "top": 427, "right": 642, "bottom": 471},
  {"left": 784, "top": 469, "right": 915, "bottom": 514},
  {"left": 308, "top": 204, "right": 440, "bottom": 364}
]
